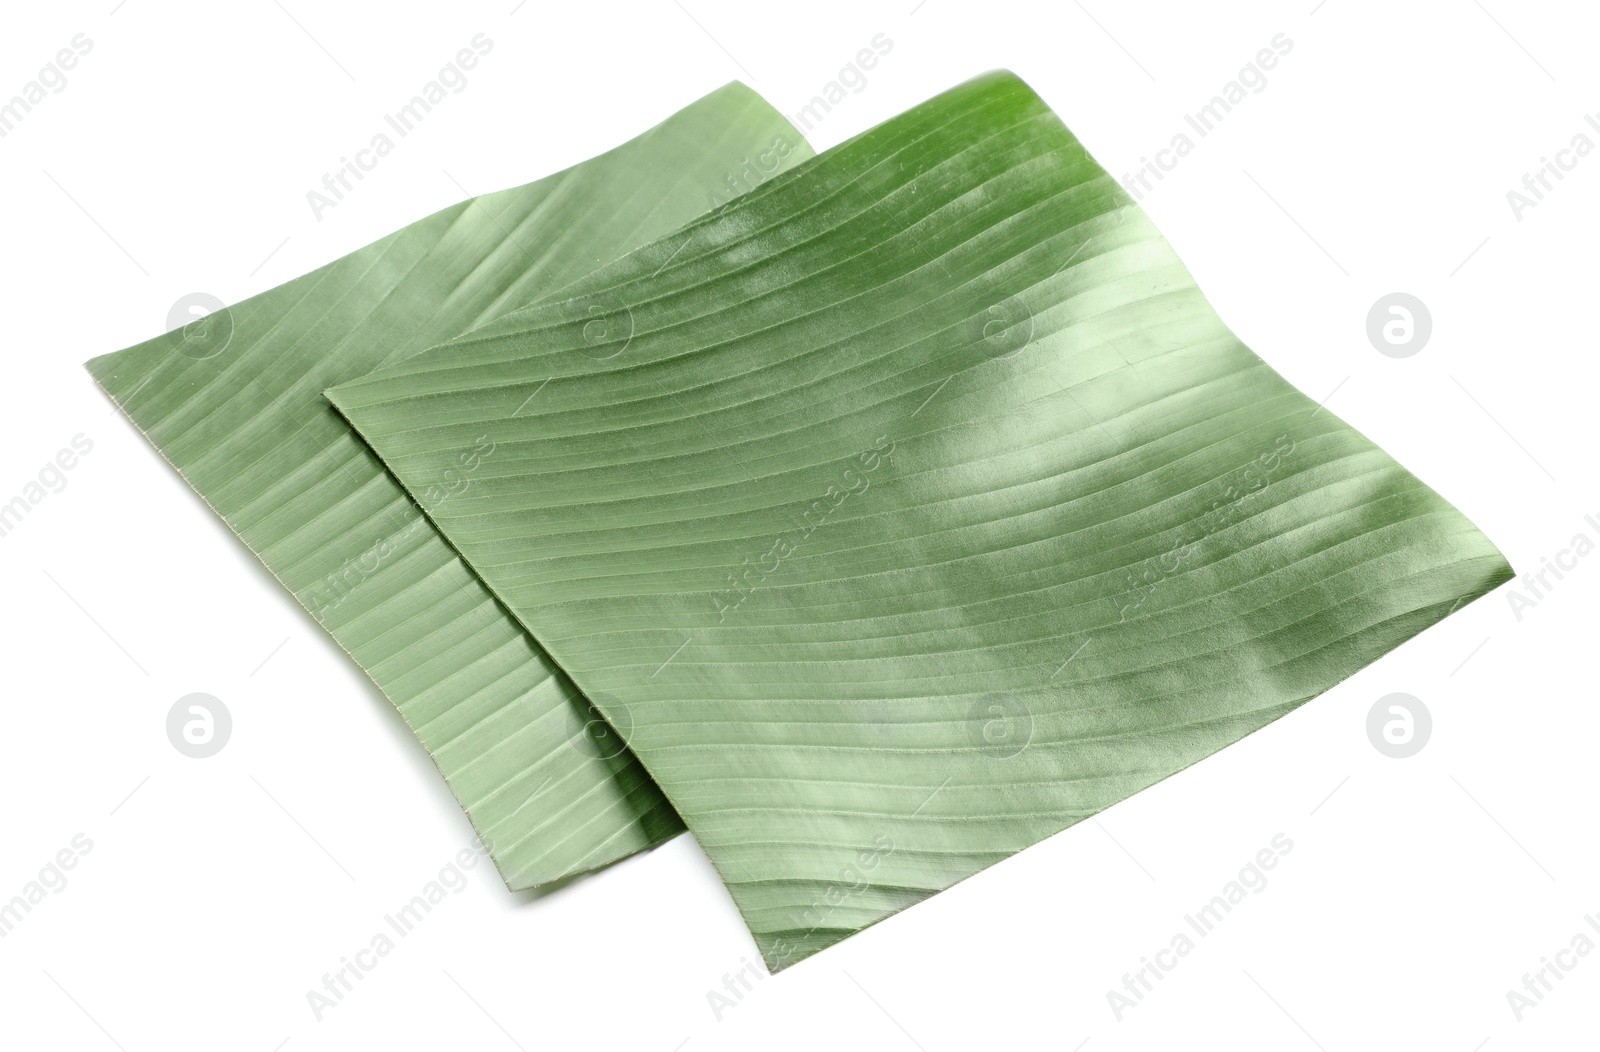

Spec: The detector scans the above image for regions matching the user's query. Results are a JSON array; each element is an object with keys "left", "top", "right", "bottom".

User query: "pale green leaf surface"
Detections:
[
  {"left": 332, "top": 71, "right": 1512, "bottom": 968},
  {"left": 85, "top": 84, "right": 812, "bottom": 888}
]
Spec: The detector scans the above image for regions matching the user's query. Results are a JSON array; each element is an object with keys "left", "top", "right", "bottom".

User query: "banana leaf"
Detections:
[
  {"left": 329, "top": 70, "right": 1512, "bottom": 969},
  {"left": 85, "top": 83, "right": 813, "bottom": 888}
]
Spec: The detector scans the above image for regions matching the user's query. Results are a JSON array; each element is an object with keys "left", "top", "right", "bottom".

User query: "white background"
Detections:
[{"left": 1, "top": 1, "right": 1595, "bottom": 1049}]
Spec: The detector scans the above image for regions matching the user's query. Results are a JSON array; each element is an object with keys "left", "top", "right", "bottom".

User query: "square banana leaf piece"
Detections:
[
  {"left": 328, "top": 71, "right": 1512, "bottom": 968},
  {"left": 86, "top": 84, "right": 812, "bottom": 888}
]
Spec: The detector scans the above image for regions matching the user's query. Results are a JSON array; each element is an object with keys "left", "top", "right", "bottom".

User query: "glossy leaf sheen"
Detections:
[
  {"left": 331, "top": 71, "right": 1511, "bottom": 968},
  {"left": 86, "top": 84, "right": 812, "bottom": 888}
]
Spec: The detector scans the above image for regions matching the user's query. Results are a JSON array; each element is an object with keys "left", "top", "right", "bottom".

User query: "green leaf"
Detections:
[
  {"left": 330, "top": 70, "right": 1512, "bottom": 968},
  {"left": 85, "top": 83, "right": 812, "bottom": 889}
]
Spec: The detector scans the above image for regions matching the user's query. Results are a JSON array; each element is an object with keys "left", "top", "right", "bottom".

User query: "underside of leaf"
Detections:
[{"left": 85, "top": 83, "right": 813, "bottom": 889}]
